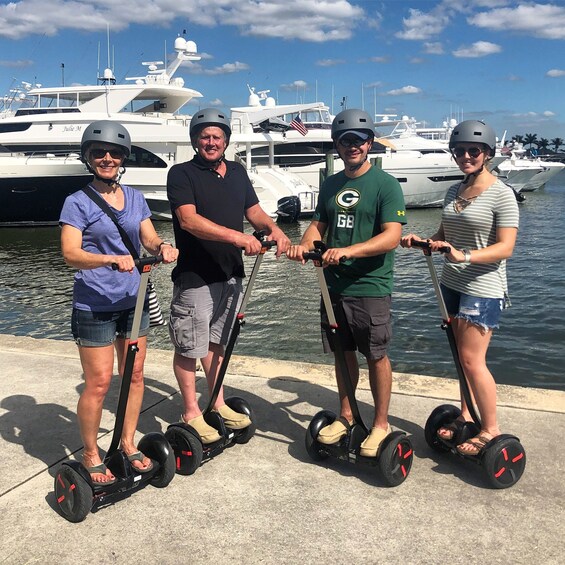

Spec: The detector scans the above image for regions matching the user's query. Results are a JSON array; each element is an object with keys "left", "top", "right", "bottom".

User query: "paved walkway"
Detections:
[{"left": 1, "top": 334, "right": 564, "bottom": 564}]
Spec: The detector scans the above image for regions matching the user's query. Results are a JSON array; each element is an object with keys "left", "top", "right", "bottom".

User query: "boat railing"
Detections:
[{"left": 21, "top": 150, "right": 83, "bottom": 164}]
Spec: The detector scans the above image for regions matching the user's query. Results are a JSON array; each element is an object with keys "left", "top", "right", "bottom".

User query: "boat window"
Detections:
[
  {"left": 125, "top": 146, "right": 168, "bottom": 168},
  {"left": 0, "top": 122, "right": 32, "bottom": 133}
]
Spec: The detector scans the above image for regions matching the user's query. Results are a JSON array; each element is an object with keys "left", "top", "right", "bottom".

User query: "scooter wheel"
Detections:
[
  {"left": 165, "top": 426, "right": 203, "bottom": 476},
  {"left": 54, "top": 465, "right": 93, "bottom": 523},
  {"left": 378, "top": 434, "right": 414, "bottom": 487},
  {"left": 424, "top": 404, "right": 462, "bottom": 453},
  {"left": 226, "top": 397, "right": 256, "bottom": 444},
  {"left": 137, "top": 432, "right": 176, "bottom": 488},
  {"left": 482, "top": 436, "right": 526, "bottom": 489},
  {"left": 305, "top": 410, "right": 335, "bottom": 462}
]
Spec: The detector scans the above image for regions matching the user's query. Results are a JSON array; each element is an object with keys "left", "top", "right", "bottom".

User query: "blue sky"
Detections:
[{"left": 1, "top": 0, "right": 564, "bottom": 142}]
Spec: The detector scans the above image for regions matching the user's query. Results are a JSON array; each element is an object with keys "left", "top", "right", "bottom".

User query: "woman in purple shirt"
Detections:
[{"left": 59, "top": 121, "right": 178, "bottom": 486}]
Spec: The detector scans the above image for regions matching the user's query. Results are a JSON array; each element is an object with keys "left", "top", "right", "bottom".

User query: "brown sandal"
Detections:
[{"left": 456, "top": 434, "right": 493, "bottom": 457}]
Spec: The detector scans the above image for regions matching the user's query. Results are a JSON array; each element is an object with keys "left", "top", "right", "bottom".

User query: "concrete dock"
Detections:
[{"left": 1, "top": 334, "right": 564, "bottom": 564}]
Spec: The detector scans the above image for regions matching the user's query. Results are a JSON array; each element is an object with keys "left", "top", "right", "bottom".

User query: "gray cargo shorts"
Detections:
[{"left": 169, "top": 275, "right": 243, "bottom": 359}]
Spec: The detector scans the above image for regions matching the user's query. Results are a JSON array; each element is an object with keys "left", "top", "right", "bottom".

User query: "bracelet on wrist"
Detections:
[
  {"left": 158, "top": 241, "right": 173, "bottom": 251},
  {"left": 462, "top": 249, "right": 471, "bottom": 265}
]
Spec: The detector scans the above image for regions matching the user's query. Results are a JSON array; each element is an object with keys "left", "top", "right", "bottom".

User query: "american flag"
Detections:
[{"left": 290, "top": 114, "right": 308, "bottom": 136}]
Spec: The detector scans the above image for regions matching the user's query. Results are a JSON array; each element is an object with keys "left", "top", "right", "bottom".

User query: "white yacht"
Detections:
[
  {"left": 232, "top": 94, "right": 467, "bottom": 208},
  {"left": 0, "top": 37, "right": 311, "bottom": 226},
  {"left": 494, "top": 143, "right": 565, "bottom": 192}
]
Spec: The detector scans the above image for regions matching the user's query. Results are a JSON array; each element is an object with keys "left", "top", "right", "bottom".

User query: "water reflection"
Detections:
[{"left": 1, "top": 177, "right": 564, "bottom": 391}]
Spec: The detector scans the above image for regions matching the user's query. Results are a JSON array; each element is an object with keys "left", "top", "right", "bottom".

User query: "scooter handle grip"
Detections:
[
  {"left": 411, "top": 240, "right": 451, "bottom": 254},
  {"left": 111, "top": 254, "right": 163, "bottom": 270}
]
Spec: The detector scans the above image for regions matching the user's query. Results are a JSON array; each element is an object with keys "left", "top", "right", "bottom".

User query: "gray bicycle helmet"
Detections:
[
  {"left": 331, "top": 109, "right": 374, "bottom": 141},
  {"left": 81, "top": 120, "right": 131, "bottom": 158},
  {"left": 449, "top": 120, "right": 496, "bottom": 157},
  {"left": 189, "top": 108, "right": 231, "bottom": 144}
]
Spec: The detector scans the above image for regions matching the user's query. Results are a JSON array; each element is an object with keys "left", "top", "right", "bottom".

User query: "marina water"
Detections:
[{"left": 1, "top": 174, "right": 563, "bottom": 391}]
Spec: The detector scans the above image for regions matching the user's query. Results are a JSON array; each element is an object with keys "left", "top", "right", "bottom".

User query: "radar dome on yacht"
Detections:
[
  {"left": 103, "top": 68, "right": 115, "bottom": 80},
  {"left": 248, "top": 92, "right": 261, "bottom": 106},
  {"left": 174, "top": 37, "right": 187, "bottom": 51},
  {"left": 185, "top": 40, "right": 197, "bottom": 54},
  {"left": 265, "top": 96, "right": 276, "bottom": 108}
]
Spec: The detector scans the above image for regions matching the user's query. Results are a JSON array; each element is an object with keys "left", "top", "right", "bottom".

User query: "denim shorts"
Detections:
[
  {"left": 71, "top": 306, "right": 150, "bottom": 347},
  {"left": 440, "top": 284, "right": 503, "bottom": 331},
  {"left": 169, "top": 276, "right": 243, "bottom": 359},
  {"left": 320, "top": 294, "right": 392, "bottom": 360}
]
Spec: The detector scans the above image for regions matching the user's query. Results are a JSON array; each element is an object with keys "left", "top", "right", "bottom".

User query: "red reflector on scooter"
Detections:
[
  {"left": 512, "top": 452, "right": 524, "bottom": 463},
  {"left": 495, "top": 467, "right": 506, "bottom": 478}
]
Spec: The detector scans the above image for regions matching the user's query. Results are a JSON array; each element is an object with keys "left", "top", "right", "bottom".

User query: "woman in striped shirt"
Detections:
[{"left": 401, "top": 120, "right": 519, "bottom": 457}]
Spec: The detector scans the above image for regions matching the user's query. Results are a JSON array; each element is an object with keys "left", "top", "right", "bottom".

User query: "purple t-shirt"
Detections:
[{"left": 59, "top": 185, "right": 152, "bottom": 312}]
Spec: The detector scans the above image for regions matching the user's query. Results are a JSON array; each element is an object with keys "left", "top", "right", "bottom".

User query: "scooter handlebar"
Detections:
[
  {"left": 411, "top": 240, "right": 451, "bottom": 254},
  {"left": 112, "top": 254, "right": 163, "bottom": 270}
]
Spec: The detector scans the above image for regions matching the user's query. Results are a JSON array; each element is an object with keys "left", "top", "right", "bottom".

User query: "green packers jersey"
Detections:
[{"left": 313, "top": 165, "right": 407, "bottom": 297}]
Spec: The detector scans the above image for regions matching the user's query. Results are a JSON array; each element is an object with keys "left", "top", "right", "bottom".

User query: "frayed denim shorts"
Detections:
[
  {"left": 440, "top": 284, "right": 504, "bottom": 331},
  {"left": 72, "top": 306, "right": 150, "bottom": 347}
]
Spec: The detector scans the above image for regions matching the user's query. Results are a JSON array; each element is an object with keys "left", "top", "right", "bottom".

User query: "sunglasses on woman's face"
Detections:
[
  {"left": 452, "top": 146, "right": 484, "bottom": 159},
  {"left": 90, "top": 148, "right": 125, "bottom": 160}
]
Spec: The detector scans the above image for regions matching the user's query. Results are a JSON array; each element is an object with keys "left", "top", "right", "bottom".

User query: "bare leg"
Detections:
[
  {"left": 200, "top": 342, "right": 226, "bottom": 409},
  {"left": 173, "top": 351, "right": 201, "bottom": 421},
  {"left": 334, "top": 350, "right": 359, "bottom": 422},
  {"left": 76, "top": 344, "right": 114, "bottom": 482},
  {"left": 115, "top": 336, "right": 151, "bottom": 470},
  {"left": 454, "top": 319, "right": 500, "bottom": 442},
  {"left": 366, "top": 354, "right": 392, "bottom": 430}
]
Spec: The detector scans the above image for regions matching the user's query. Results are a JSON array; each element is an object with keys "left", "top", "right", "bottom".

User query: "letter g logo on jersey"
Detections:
[{"left": 336, "top": 189, "right": 360, "bottom": 209}]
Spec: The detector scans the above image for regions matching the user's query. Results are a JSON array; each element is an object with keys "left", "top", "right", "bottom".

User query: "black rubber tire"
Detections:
[
  {"left": 165, "top": 427, "right": 204, "bottom": 476},
  {"left": 226, "top": 397, "right": 256, "bottom": 445},
  {"left": 482, "top": 436, "right": 526, "bottom": 489},
  {"left": 424, "top": 404, "right": 462, "bottom": 453},
  {"left": 150, "top": 447, "right": 176, "bottom": 488},
  {"left": 54, "top": 466, "right": 93, "bottom": 523},
  {"left": 305, "top": 411, "right": 335, "bottom": 462},
  {"left": 378, "top": 435, "right": 414, "bottom": 487}
]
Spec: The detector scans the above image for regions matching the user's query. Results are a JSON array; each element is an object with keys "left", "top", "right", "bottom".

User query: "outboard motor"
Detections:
[{"left": 276, "top": 196, "right": 301, "bottom": 223}]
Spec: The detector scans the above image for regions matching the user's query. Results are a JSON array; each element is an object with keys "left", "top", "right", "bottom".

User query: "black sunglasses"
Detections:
[
  {"left": 453, "top": 146, "right": 484, "bottom": 159},
  {"left": 338, "top": 137, "right": 368, "bottom": 148},
  {"left": 90, "top": 148, "right": 125, "bottom": 160}
]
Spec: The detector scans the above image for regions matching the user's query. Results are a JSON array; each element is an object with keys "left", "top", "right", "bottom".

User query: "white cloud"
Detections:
[
  {"left": 385, "top": 85, "right": 421, "bottom": 96},
  {"left": 469, "top": 3, "right": 565, "bottom": 40},
  {"left": 0, "top": 59, "right": 33, "bottom": 68},
  {"left": 281, "top": 80, "right": 309, "bottom": 92},
  {"left": 395, "top": 8, "right": 450, "bottom": 41},
  {"left": 423, "top": 42, "right": 444, "bottom": 55},
  {"left": 453, "top": 41, "right": 501, "bottom": 58},
  {"left": 0, "top": 1, "right": 366, "bottom": 42},
  {"left": 316, "top": 59, "right": 345, "bottom": 67},
  {"left": 547, "top": 69, "right": 565, "bottom": 77}
]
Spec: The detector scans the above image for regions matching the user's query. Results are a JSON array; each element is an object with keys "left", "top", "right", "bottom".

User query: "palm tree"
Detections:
[
  {"left": 524, "top": 133, "right": 538, "bottom": 149},
  {"left": 551, "top": 138, "right": 563, "bottom": 152},
  {"left": 512, "top": 134, "right": 524, "bottom": 145},
  {"left": 537, "top": 138, "right": 549, "bottom": 155}
]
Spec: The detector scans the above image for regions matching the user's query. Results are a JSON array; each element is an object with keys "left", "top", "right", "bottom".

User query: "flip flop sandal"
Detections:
[
  {"left": 456, "top": 434, "right": 492, "bottom": 457},
  {"left": 86, "top": 462, "right": 117, "bottom": 486},
  {"left": 127, "top": 451, "right": 154, "bottom": 473}
]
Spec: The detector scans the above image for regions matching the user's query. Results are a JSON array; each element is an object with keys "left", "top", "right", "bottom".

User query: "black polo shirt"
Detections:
[{"left": 167, "top": 156, "right": 259, "bottom": 286}]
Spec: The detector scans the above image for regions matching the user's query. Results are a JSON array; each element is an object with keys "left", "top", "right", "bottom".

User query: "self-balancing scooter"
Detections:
[
  {"left": 411, "top": 240, "right": 526, "bottom": 488},
  {"left": 302, "top": 242, "right": 413, "bottom": 487},
  {"left": 165, "top": 234, "right": 276, "bottom": 475},
  {"left": 54, "top": 255, "right": 176, "bottom": 522}
]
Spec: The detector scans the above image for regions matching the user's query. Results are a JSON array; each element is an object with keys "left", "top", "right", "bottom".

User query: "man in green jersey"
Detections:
[{"left": 288, "top": 109, "right": 407, "bottom": 456}]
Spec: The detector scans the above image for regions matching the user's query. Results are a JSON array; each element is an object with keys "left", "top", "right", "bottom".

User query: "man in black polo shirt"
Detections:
[{"left": 167, "top": 108, "right": 290, "bottom": 443}]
